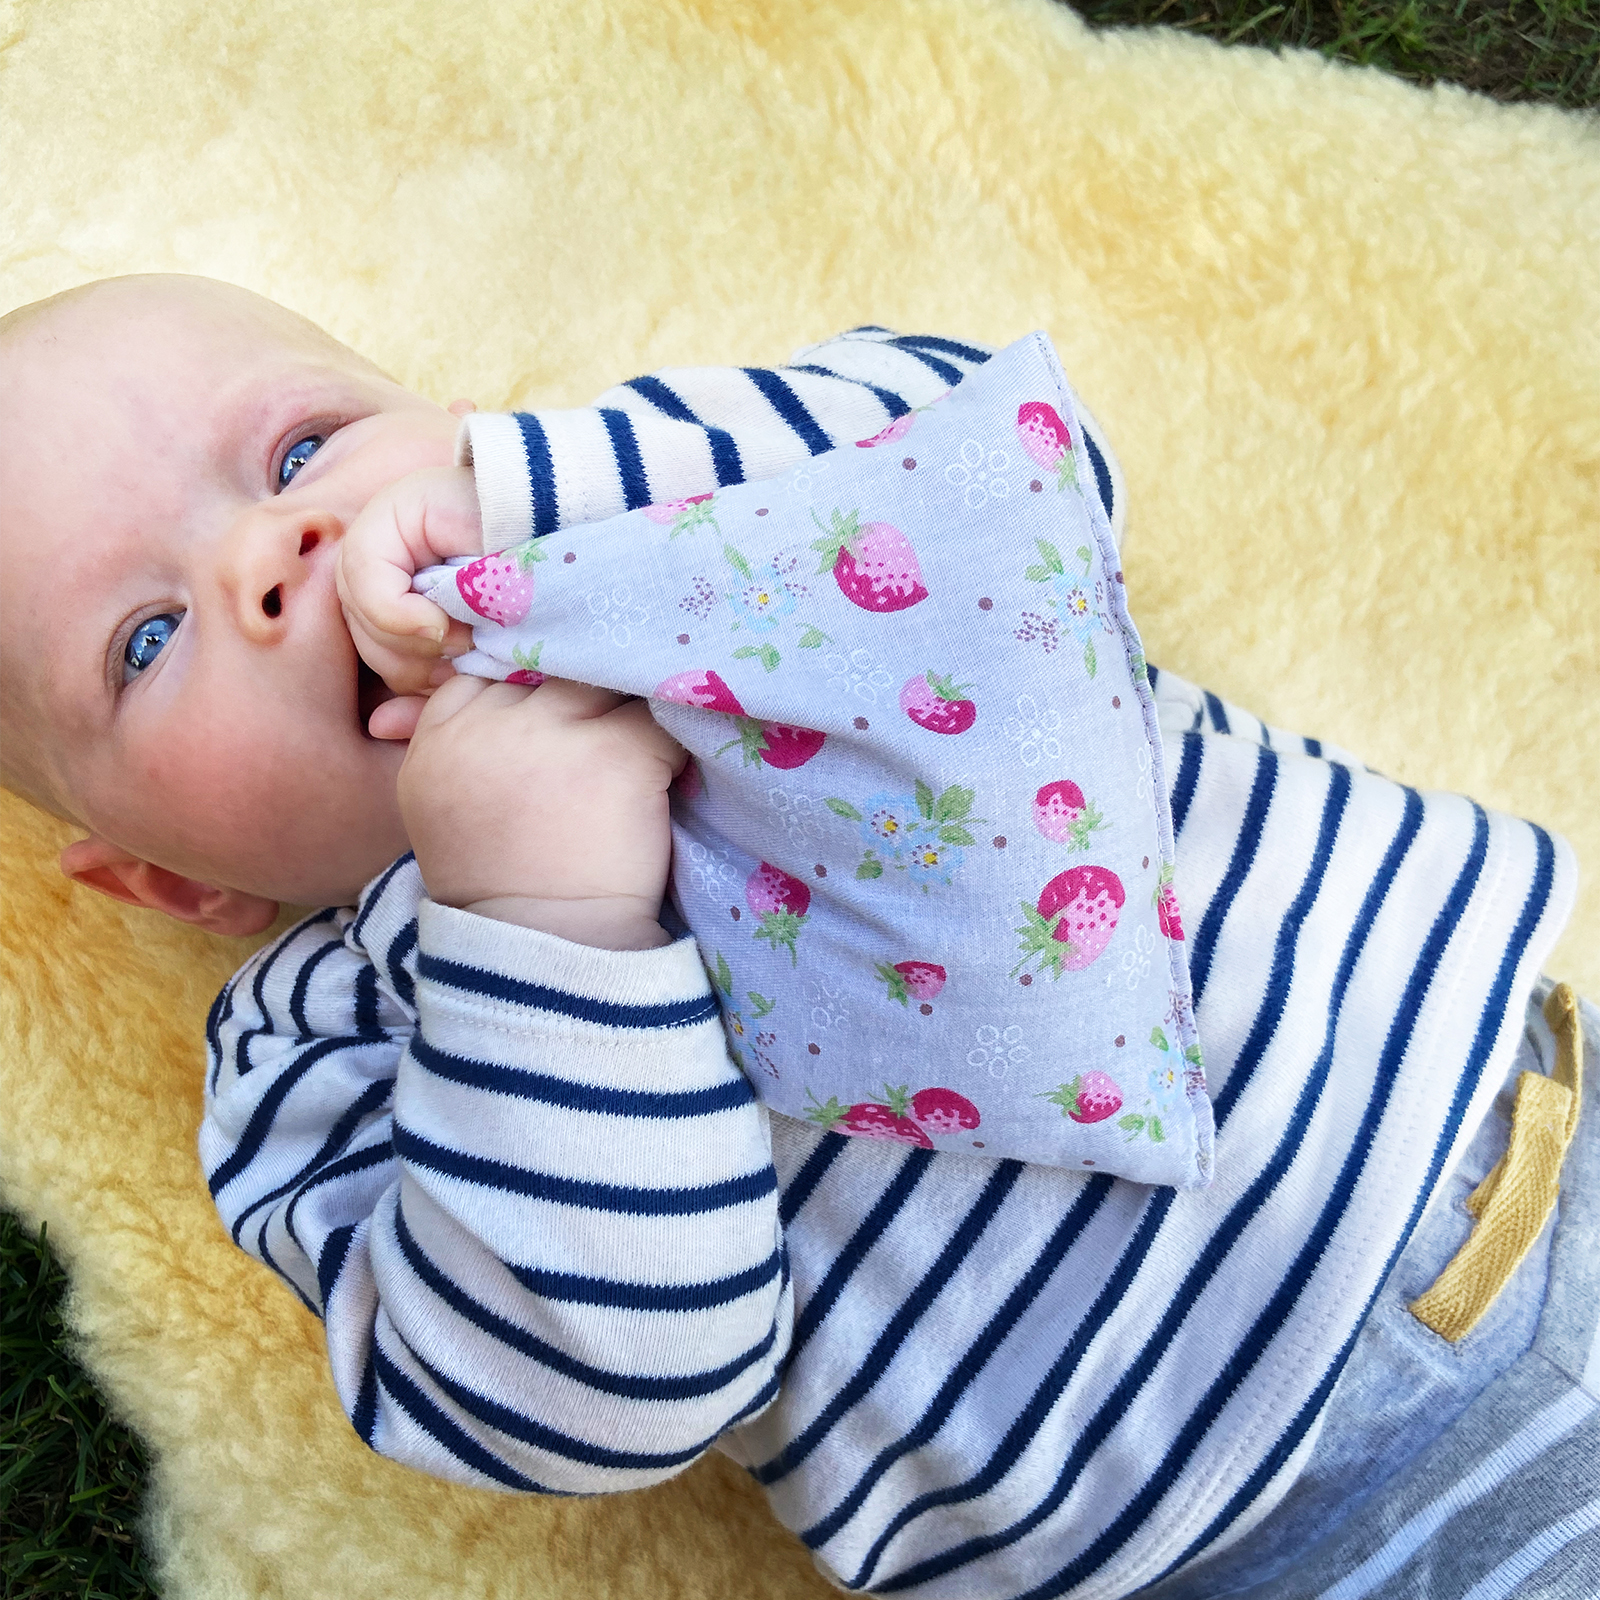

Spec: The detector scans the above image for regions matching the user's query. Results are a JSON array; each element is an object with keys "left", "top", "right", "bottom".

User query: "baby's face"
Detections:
[{"left": 0, "top": 276, "right": 461, "bottom": 907}]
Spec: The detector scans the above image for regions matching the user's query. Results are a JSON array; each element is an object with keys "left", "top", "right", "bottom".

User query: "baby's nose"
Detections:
[{"left": 226, "top": 507, "right": 343, "bottom": 642}]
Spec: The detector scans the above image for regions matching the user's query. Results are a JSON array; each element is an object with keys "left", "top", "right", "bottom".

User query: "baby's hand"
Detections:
[
  {"left": 399, "top": 674, "right": 687, "bottom": 950},
  {"left": 336, "top": 465, "right": 482, "bottom": 717}
]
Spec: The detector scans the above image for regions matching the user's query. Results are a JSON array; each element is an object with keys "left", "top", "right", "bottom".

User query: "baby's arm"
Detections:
[{"left": 200, "top": 860, "right": 790, "bottom": 1493}]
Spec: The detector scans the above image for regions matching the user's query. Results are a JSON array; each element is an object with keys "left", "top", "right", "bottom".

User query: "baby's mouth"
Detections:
[{"left": 356, "top": 659, "right": 397, "bottom": 737}]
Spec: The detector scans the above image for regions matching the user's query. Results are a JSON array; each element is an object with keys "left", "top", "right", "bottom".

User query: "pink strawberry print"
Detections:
[
  {"left": 804, "top": 1090, "right": 932, "bottom": 1148},
  {"left": 909, "top": 1086, "right": 981, "bottom": 1135},
  {"left": 900, "top": 671, "right": 977, "bottom": 736},
  {"left": 642, "top": 493, "right": 719, "bottom": 537},
  {"left": 1031, "top": 779, "right": 1107, "bottom": 850},
  {"left": 455, "top": 544, "right": 543, "bottom": 626},
  {"left": 1013, "top": 864, "right": 1126, "bottom": 979},
  {"left": 876, "top": 960, "right": 947, "bottom": 1006},
  {"left": 505, "top": 643, "right": 544, "bottom": 689},
  {"left": 746, "top": 863, "right": 810, "bottom": 963},
  {"left": 811, "top": 508, "right": 928, "bottom": 613},
  {"left": 718, "top": 720, "right": 827, "bottom": 771},
  {"left": 856, "top": 412, "right": 914, "bottom": 449},
  {"left": 654, "top": 668, "right": 746, "bottom": 717},
  {"left": 1039, "top": 1071, "right": 1123, "bottom": 1124},
  {"left": 1016, "top": 402, "right": 1078, "bottom": 491},
  {"left": 1154, "top": 862, "right": 1186, "bottom": 940}
]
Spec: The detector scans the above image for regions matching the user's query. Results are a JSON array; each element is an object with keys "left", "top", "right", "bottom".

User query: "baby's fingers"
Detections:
[
  {"left": 367, "top": 694, "right": 428, "bottom": 741},
  {"left": 337, "top": 538, "right": 455, "bottom": 649}
]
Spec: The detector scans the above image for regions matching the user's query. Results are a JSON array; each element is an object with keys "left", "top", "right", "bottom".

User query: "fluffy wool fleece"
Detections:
[{"left": 1, "top": 0, "right": 1596, "bottom": 1595}]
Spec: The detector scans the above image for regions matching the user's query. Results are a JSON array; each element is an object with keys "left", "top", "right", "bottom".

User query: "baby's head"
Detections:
[{"left": 0, "top": 275, "right": 464, "bottom": 932}]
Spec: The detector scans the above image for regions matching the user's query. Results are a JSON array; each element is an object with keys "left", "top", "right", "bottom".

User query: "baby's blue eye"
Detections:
[
  {"left": 124, "top": 612, "right": 182, "bottom": 679},
  {"left": 278, "top": 435, "right": 324, "bottom": 488}
]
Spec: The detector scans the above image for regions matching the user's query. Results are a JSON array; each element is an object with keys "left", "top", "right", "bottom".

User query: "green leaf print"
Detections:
[
  {"left": 1151, "top": 1026, "right": 1169, "bottom": 1051},
  {"left": 826, "top": 798, "right": 863, "bottom": 820},
  {"left": 714, "top": 953, "right": 734, "bottom": 997},
  {"left": 935, "top": 785, "right": 975, "bottom": 823},
  {"left": 1025, "top": 564, "right": 1054, "bottom": 583},
  {"left": 1084, "top": 639, "right": 1097, "bottom": 680},
  {"left": 1118, "top": 1114, "right": 1145, "bottom": 1133},
  {"left": 723, "top": 543, "right": 753, "bottom": 579},
  {"left": 856, "top": 857, "right": 884, "bottom": 880},
  {"left": 939, "top": 825, "right": 976, "bottom": 846},
  {"left": 749, "top": 991, "right": 775, "bottom": 1018},
  {"left": 1076, "top": 546, "right": 1091, "bottom": 568},
  {"left": 798, "top": 626, "right": 829, "bottom": 648},
  {"left": 732, "top": 644, "right": 781, "bottom": 672},
  {"left": 1036, "top": 539, "right": 1065, "bottom": 575},
  {"left": 915, "top": 779, "right": 936, "bottom": 820}
]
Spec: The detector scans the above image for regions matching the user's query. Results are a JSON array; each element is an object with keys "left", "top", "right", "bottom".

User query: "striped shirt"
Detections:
[{"left": 201, "top": 338, "right": 1575, "bottom": 1597}]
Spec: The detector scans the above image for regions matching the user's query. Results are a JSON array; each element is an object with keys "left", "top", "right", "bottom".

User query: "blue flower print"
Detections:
[
  {"left": 730, "top": 565, "right": 798, "bottom": 633},
  {"left": 861, "top": 792, "right": 919, "bottom": 858},
  {"left": 905, "top": 837, "right": 965, "bottom": 887}
]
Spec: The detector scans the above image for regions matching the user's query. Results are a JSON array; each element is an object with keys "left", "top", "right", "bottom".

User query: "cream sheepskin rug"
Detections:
[{"left": 1, "top": 0, "right": 1596, "bottom": 1595}]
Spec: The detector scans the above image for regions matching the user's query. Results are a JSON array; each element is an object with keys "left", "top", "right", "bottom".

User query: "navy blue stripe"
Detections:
[
  {"left": 408, "top": 1033, "right": 751, "bottom": 1117},
  {"left": 391, "top": 1325, "right": 721, "bottom": 1473},
  {"left": 505, "top": 1250, "right": 784, "bottom": 1313},
  {"left": 393, "top": 1123, "right": 776, "bottom": 1215},
  {"left": 1146, "top": 662, "right": 1161, "bottom": 689},
  {"left": 741, "top": 368, "right": 833, "bottom": 455},
  {"left": 234, "top": 923, "right": 310, "bottom": 1078},
  {"left": 790, "top": 364, "right": 912, "bottom": 420},
  {"left": 416, "top": 952, "right": 719, "bottom": 1030},
  {"left": 254, "top": 1219, "right": 317, "bottom": 1316},
  {"left": 370, "top": 1343, "right": 553, "bottom": 1491},
  {"left": 1080, "top": 427, "right": 1114, "bottom": 526},
  {"left": 1169, "top": 730, "right": 1203, "bottom": 839},
  {"left": 1210, "top": 764, "right": 1350, "bottom": 1124},
  {"left": 351, "top": 1353, "right": 379, "bottom": 1447},
  {"left": 205, "top": 977, "right": 237, "bottom": 1095},
  {"left": 391, "top": 1202, "right": 780, "bottom": 1399},
  {"left": 621, "top": 376, "right": 744, "bottom": 486},
  {"left": 1203, "top": 690, "right": 1231, "bottom": 734},
  {"left": 729, "top": 1369, "right": 783, "bottom": 1426},
  {"left": 599, "top": 407, "right": 651, "bottom": 510},
  {"left": 889, "top": 334, "right": 992, "bottom": 366},
  {"left": 785, "top": 1148, "right": 934, "bottom": 1366},
  {"left": 801, "top": 1177, "right": 1112, "bottom": 1552},
  {"left": 208, "top": 1037, "right": 395, "bottom": 1198},
  {"left": 1304, "top": 735, "right": 1323, "bottom": 758},
  {"left": 622, "top": 373, "right": 696, "bottom": 422},
  {"left": 883, "top": 339, "right": 964, "bottom": 386},
  {"left": 280, "top": 1139, "right": 395, "bottom": 1262},
  {"left": 1153, "top": 822, "right": 1558, "bottom": 1584},
  {"left": 510, "top": 413, "right": 559, "bottom": 538},
  {"left": 289, "top": 936, "right": 346, "bottom": 1038},
  {"left": 868, "top": 791, "right": 1433, "bottom": 1595},
  {"left": 1260, "top": 721, "right": 1275, "bottom": 750},
  {"left": 353, "top": 960, "right": 382, "bottom": 1039},
  {"left": 755, "top": 1161, "right": 1020, "bottom": 1484},
  {"left": 228, "top": 1076, "right": 396, "bottom": 1243},
  {"left": 1189, "top": 743, "right": 1278, "bottom": 1005},
  {"left": 846, "top": 1185, "right": 1174, "bottom": 1589},
  {"left": 1016, "top": 799, "right": 1489, "bottom": 1599},
  {"left": 350, "top": 853, "right": 414, "bottom": 948},
  {"left": 384, "top": 919, "right": 417, "bottom": 1013},
  {"left": 779, "top": 1132, "right": 847, "bottom": 1227},
  {"left": 316, "top": 1223, "right": 357, "bottom": 1315}
]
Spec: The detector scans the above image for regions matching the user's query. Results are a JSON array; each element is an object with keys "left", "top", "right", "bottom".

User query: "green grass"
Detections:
[
  {"left": 1066, "top": 0, "right": 1600, "bottom": 107},
  {"left": 2, "top": 17, "right": 1593, "bottom": 1597},
  {"left": 1, "top": 1215, "right": 155, "bottom": 1599}
]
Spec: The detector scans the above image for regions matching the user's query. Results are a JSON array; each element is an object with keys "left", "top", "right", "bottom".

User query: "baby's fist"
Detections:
[{"left": 337, "top": 465, "right": 482, "bottom": 710}]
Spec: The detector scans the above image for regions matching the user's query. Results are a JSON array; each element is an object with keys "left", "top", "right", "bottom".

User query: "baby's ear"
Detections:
[{"left": 58, "top": 836, "right": 279, "bottom": 938}]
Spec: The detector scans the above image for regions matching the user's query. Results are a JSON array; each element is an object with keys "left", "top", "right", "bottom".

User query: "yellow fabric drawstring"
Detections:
[{"left": 1410, "top": 984, "right": 1583, "bottom": 1343}]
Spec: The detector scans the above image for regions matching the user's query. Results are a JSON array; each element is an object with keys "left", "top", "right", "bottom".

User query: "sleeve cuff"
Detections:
[
  {"left": 417, "top": 899, "right": 714, "bottom": 1010},
  {"left": 455, "top": 413, "right": 537, "bottom": 553}
]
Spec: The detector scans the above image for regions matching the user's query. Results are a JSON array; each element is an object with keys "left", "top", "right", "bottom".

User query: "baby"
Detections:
[{"left": 2, "top": 275, "right": 1593, "bottom": 1600}]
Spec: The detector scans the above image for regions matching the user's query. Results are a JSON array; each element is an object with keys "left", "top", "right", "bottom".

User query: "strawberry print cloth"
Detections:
[{"left": 418, "top": 335, "right": 1211, "bottom": 1186}]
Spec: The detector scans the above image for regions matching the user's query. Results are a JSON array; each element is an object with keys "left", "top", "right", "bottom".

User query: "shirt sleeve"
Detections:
[
  {"left": 199, "top": 859, "right": 790, "bottom": 1495},
  {"left": 455, "top": 329, "right": 998, "bottom": 552}
]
